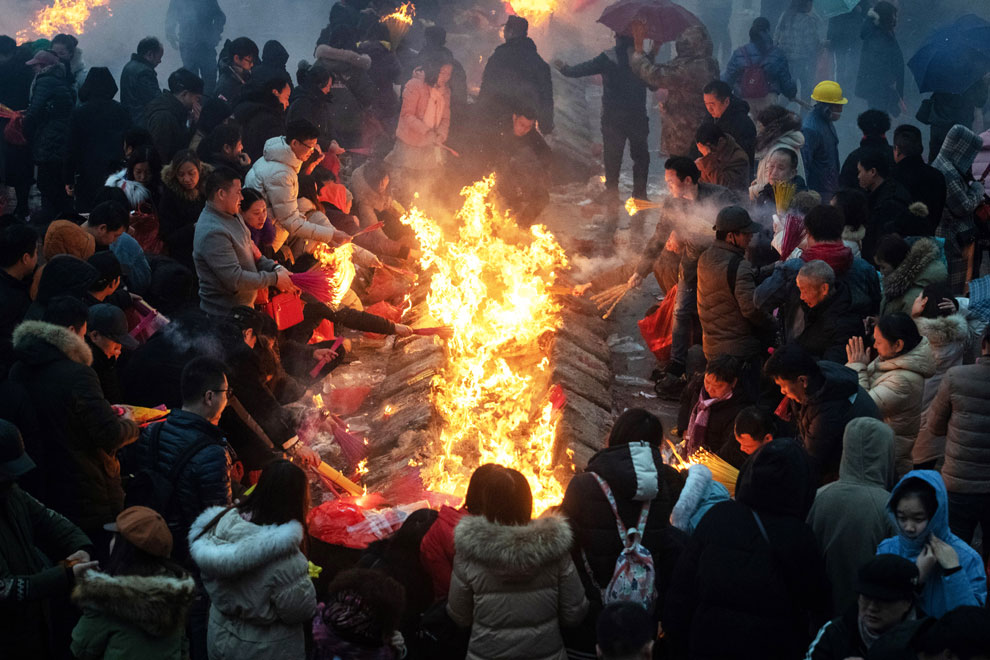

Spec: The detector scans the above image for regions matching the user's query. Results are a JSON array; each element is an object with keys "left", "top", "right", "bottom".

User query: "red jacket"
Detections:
[{"left": 419, "top": 505, "right": 466, "bottom": 599}]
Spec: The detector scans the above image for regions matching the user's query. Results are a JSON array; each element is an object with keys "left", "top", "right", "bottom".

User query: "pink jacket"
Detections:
[
  {"left": 972, "top": 130, "right": 990, "bottom": 182},
  {"left": 395, "top": 77, "right": 450, "bottom": 148}
]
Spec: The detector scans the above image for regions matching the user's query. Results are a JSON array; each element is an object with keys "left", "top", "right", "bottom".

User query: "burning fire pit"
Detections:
[{"left": 314, "top": 177, "right": 615, "bottom": 514}]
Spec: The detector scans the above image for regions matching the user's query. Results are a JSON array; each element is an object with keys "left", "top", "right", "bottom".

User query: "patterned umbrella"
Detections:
[{"left": 597, "top": 0, "right": 700, "bottom": 44}]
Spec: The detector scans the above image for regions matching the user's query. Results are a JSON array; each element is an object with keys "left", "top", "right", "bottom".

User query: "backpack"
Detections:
[
  {"left": 740, "top": 49, "right": 770, "bottom": 99},
  {"left": 126, "top": 420, "right": 218, "bottom": 519},
  {"left": 582, "top": 472, "right": 657, "bottom": 611}
]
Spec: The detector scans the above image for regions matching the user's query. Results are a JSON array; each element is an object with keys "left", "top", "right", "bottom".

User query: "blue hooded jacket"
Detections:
[{"left": 877, "top": 470, "right": 986, "bottom": 616}]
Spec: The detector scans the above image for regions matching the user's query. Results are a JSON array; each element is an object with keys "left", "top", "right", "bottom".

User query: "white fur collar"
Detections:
[
  {"left": 188, "top": 506, "right": 304, "bottom": 578},
  {"left": 13, "top": 320, "right": 93, "bottom": 366}
]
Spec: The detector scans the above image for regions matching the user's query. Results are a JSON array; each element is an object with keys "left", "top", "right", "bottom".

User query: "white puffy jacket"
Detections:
[{"left": 244, "top": 136, "right": 337, "bottom": 249}]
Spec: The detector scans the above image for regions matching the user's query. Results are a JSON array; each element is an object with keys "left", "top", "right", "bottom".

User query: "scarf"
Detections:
[
  {"left": 422, "top": 85, "right": 444, "bottom": 131},
  {"left": 684, "top": 388, "right": 732, "bottom": 454},
  {"left": 802, "top": 242, "right": 854, "bottom": 275}
]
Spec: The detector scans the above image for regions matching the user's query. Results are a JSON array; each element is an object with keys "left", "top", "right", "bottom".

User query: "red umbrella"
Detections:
[{"left": 597, "top": 0, "right": 700, "bottom": 44}]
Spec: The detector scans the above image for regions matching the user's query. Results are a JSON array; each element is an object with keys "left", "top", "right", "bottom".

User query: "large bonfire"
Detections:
[{"left": 401, "top": 177, "right": 570, "bottom": 513}]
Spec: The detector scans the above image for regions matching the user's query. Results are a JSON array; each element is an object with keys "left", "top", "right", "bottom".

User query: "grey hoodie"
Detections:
[{"left": 807, "top": 418, "right": 897, "bottom": 615}]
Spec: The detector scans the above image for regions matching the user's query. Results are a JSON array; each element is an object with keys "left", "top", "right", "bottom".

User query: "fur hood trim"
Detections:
[
  {"left": 883, "top": 238, "right": 941, "bottom": 301},
  {"left": 72, "top": 571, "right": 196, "bottom": 637},
  {"left": 314, "top": 45, "right": 372, "bottom": 70},
  {"left": 162, "top": 161, "right": 212, "bottom": 200},
  {"left": 188, "top": 506, "right": 304, "bottom": 579},
  {"left": 454, "top": 513, "right": 572, "bottom": 573},
  {"left": 105, "top": 169, "right": 151, "bottom": 208},
  {"left": 13, "top": 320, "right": 92, "bottom": 366},
  {"left": 842, "top": 225, "right": 867, "bottom": 241},
  {"left": 670, "top": 464, "right": 713, "bottom": 532},
  {"left": 915, "top": 313, "right": 970, "bottom": 348}
]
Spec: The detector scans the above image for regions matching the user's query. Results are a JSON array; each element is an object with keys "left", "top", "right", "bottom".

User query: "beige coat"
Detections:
[
  {"left": 188, "top": 507, "right": 316, "bottom": 660},
  {"left": 925, "top": 356, "right": 990, "bottom": 493},
  {"left": 848, "top": 338, "right": 936, "bottom": 476},
  {"left": 447, "top": 513, "right": 588, "bottom": 660}
]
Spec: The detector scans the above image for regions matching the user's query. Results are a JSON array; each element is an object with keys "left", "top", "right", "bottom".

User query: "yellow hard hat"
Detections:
[{"left": 810, "top": 80, "right": 848, "bottom": 105}]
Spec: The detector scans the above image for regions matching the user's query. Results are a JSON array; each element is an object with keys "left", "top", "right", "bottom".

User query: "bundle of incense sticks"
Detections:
[
  {"left": 591, "top": 283, "right": 632, "bottom": 319},
  {"left": 689, "top": 447, "right": 740, "bottom": 496},
  {"left": 624, "top": 197, "right": 663, "bottom": 216}
]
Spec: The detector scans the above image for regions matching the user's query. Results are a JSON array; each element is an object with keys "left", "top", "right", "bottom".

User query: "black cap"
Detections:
[
  {"left": 714, "top": 205, "right": 761, "bottom": 233},
  {"left": 88, "top": 303, "right": 139, "bottom": 350},
  {"left": 87, "top": 251, "right": 123, "bottom": 289},
  {"left": 0, "top": 419, "right": 36, "bottom": 479},
  {"left": 857, "top": 554, "right": 918, "bottom": 601},
  {"left": 504, "top": 15, "right": 528, "bottom": 35}
]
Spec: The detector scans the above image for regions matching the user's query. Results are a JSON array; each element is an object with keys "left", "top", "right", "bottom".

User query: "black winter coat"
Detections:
[
  {"left": 9, "top": 321, "right": 138, "bottom": 531},
  {"left": 864, "top": 177, "right": 912, "bottom": 261},
  {"left": 892, "top": 155, "right": 947, "bottom": 236},
  {"left": 806, "top": 607, "right": 870, "bottom": 660},
  {"left": 157, "top": 168, "right": 206, "bottom": 271},
  {"left": 0, "top": 54, "right": 33, "bottom": 111},
  {"left": 855, "top": 22, "right": 904, "bottom": 116},
  {"left": 0, "top": 270, "right": 32, "bottom": 380},
  {"left": 560, "top": 443, "right": 686, "bottom": 607},
  {"left": 286, "top": 85, "right": 335, "bottom": 148},
  {"left": 215, "top": 65, "right": 248, "bottom": 105},
  {"left": 839, "top": 134, "right": 894, "bottom": 190},
  {"left": 559, "top": 47, "right": 649, "bottom": 123},
  {"left": 121, "top": 410, "right": 231, "bottom": 563},
  {"left": 479, "top": 36, "right": 554, "bottom": 133},
  {"left": 233, "top": 92, "right": 286, "bottom": 163},
  {"left": 24, "top": 65, "right": 75, "bottom": 164},
  {"left": 86, "top": 338, "right": 123, "bottom": 404},
  {"left": 677, "top": 377, "right": 752, "bottom": 456},
  {"left": 64, "top": 96, "right": 131, "bottom": 213},
  {"left": 0, "top": 484, "right": 92, "bottom": 659},
  {"left": 664, "top": 438, "right": 829, "bottom": 660},
  {"left": 783, "top": 360, "right": 882, "bottom": 483},
  {"left": 793, "top": 283, "right": 864, "bottom": 365},
  {"left": 704, "top": 95, "right": 757, "bottom": 167},
  {"left": 219, "top": 343, "right": 296, "bottom": 470},
  {"left": 357, "top": 40, "right": 401, "bottom": 122},
  {"left": 120, "top": 54, "right": 160, "bottom": 126},
  {"left": 145, "top": 91, "right": 191, "bottom": 164}
]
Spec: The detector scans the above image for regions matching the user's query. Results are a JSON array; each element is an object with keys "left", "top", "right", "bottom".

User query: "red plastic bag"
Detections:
[
  {"left": 2, "top": 112, "right": 27, "bottom": 146},
  {"left": 307, "top": 500, "right": 378, "bottom": 549},
  {"left": 637, "top": 285, "right": 677, "bottom": 362}
]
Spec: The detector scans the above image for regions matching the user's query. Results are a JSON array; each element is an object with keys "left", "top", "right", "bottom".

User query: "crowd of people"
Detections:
[{"left": 1, "top": 0, "right": 990, "bottom": 659}]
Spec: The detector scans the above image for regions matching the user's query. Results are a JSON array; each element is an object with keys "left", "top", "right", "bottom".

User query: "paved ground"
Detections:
[{"left": 539, "top": 169, "right": 683, "bottom": 441}]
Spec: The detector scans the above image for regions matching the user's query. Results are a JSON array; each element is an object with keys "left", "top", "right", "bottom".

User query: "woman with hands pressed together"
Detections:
[
  {"left": 846, "top": 313, "right": 935, "bottom": 476},
  {"left": 877, "top": 471, "right": 986, "bottom": 616}
]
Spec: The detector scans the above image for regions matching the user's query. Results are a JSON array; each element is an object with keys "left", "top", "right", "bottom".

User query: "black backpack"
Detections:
[{"left": 125, "top": 420, "right": 217, "bottom": 518}]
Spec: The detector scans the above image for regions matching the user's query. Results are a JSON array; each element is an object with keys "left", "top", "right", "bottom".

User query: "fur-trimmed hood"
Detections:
[
  {"left": 915, "top": 312, "right": 971, "bottom": 349},
  {"left": 882, "top": 238, "right": 942, "bottom": 301},
  {"left": 162, "top": 161, "right": 213, "bottom": 201},
  {"left": 670, "top": 464, "right": 730, "bottom": 534},
  {"left": 105, "top": 168, "right": 151, "bottom": 208},
  {"left": 454, "top": 513, "right": 572, "bottom": 576},
  {"left": 72, "top": 571, "right": 196, "bottom": 637},
  {"left": 188, "top": 506, "right": 304, "bottom": 579},
  {"left": 13, "top": 320, "right": 92, "bottom": 367}
]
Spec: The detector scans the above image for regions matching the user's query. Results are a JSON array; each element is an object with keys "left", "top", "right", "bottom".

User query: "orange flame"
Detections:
[
  {"left": 400, "top": 176, "right": 570, "bottom": 514},
  {"left": 312, "top": 242, "right": 356, "bottom": 307},
  {"left": 18, "top": 0, "right": 111, "bottom": 40},
  {"left": 505, "top": 0, "right": 556, "bottom": 25},
  {"left": 381, "top": 1, "right": 415, "bottom": 25}
]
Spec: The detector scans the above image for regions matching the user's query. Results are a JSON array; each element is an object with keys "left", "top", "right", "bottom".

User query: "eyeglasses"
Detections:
[{"left": 209, "top": 388, "right": 233, "bottom": 396}]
